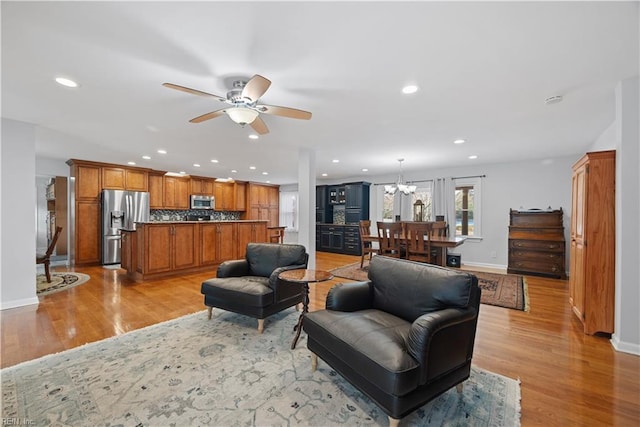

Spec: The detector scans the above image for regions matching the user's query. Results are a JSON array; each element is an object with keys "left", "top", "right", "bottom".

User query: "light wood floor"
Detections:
[{"left": 2, "top": 252, "right": 638, "bottom": 426}]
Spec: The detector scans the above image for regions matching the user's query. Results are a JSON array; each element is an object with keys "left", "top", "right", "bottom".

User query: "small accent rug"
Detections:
[
  {"left": 1, "top": 310, "right": 521, "bottom": 426},
  {"left": 330, "top": 261, "right": 528, "bottom": 311},
  {"left": 36, "top": 272, "right": 90, "bottom": 296}
]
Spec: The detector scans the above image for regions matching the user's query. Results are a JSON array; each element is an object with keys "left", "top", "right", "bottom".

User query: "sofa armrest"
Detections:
[
  {"left": 325, "top": 281, "right": 374, "bottom": 312},
  {"left": 217, "top": 259, "right": 250, "bottom": 278},
  {"left": 407, "top": 307, "right": 479, "bottom": 384}
]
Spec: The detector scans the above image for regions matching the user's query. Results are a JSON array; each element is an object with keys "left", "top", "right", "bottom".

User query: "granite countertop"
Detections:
[{"left": 138, "top": 220, "right": 268, "bottom": 224}]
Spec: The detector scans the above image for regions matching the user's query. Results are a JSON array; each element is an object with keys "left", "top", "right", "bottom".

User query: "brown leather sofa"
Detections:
[
  {"left": 303, "top": 255, "right": 481, "bottom": 426},
  {"left": 201, "top": 243, "right": 308, "bottom": 333}
]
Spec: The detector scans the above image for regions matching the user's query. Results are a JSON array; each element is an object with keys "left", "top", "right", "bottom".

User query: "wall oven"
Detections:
[{"left": 190, "top": 195, "right": 215, "bottom": 210}]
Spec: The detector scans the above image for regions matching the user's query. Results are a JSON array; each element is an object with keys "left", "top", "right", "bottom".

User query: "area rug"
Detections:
[
  {"left": 330, "top": 261, "right": 528, "bottom": 311},
  {"left": 36, "top": 272, "right": 90, "bottom": 296},
  {"left": 1, "top": 310, "right": 521, "bottom": 426}
]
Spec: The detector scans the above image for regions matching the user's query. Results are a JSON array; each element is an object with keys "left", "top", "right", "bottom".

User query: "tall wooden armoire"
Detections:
[{"left": 569, "top": 150, "right": 615, "bottom": 335}]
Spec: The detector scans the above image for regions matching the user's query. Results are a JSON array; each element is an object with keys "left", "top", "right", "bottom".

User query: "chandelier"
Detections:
[{"left": 384, "top": 158, "right": 416, "bottom": 195}]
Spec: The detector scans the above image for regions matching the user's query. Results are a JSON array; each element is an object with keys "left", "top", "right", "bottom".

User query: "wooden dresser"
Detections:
[{"left": 507, "top": 208, "right": 566, "bottom": 279}]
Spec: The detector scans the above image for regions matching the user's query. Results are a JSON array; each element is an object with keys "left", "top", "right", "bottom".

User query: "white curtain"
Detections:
[
  {"left": 432, "top": 177, "right": 455, "bottom": 236},
  {"left": 279, "top": 191, "right": 298, "bottom": 231}
]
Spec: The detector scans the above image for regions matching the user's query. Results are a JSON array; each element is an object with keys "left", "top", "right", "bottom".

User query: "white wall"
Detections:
[
  {"left": 610, "top": 76, "right": 640, "bottom": 355},
  {"left": 1, "top": 118, "right": 39, "bottom": 309},
  {"left": 325, "top": 155, "right": 575, "bottom": 269}
]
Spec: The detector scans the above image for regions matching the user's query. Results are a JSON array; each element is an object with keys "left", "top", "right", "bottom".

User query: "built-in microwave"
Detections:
[{"left": 190, "top": 195, "right": 215, "bottom": 210}]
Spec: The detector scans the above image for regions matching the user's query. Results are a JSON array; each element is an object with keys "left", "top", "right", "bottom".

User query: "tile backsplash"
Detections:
[{"left": 150, "top": 209, "right": 241, "bottom": 221}]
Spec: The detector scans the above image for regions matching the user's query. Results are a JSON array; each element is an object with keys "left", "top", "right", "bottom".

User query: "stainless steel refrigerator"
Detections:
[{"left": 102, "top": 189, "right": 150, "bottom": 265}]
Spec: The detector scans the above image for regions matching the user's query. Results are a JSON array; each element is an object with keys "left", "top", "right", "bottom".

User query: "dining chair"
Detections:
[
  {"left": 37, "top": 226, "right": 63, "bottom": 283},
  {"left": 268, "top": 226, "right": 286, "bottom": 244},
  {"left": 376, "top": 221, "right": 403, "bottom": 258},
  {"left": 404, "top": 222, "right": 433, "bottom": 263},
  {"left": 429, "top": 221, "right": 447, "bottom": 264},
  {"left": 359, "top": 220, "right": 379, "bottom": 268}
]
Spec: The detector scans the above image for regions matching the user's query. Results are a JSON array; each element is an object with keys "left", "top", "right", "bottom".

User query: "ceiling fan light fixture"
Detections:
[{"left": 226, "top": 107, "right": 259, "bottom": 125}]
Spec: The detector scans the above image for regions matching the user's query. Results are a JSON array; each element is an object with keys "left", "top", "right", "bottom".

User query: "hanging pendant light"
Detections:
[{"left": 385, "top": 158, "right": 416, "bottom": 195}]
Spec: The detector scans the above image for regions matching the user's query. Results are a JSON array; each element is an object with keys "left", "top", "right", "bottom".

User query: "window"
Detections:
[
  {"left": 411, "top": 184, "right": 434, "bottom": 221},
  {"left": 279, "top": 191, "right": 298, "bottom": 231},
  {"left": 382, "top": 193, "right": 394, "bottom": 220},
  {"left": 454, "top": 177, "right": 482, "bottom": 237}
]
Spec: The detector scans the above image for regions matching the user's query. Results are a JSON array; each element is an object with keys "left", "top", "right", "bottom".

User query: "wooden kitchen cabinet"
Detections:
[
  {"left": 142, "top": 223, "right": 198, "bottom": 274},
  {"left": 236, "top": 221, "right": 268, "bottom": 259},
  {"left": 246, "top": 183, "right": 279, "bottom": 227},
  {"left": 235, "top": 182, "right": 246, "bottom": 211},
  {"left": 121, "top": 230, "right": 136, "bottom": 273},
  {"left": 75, "top": 200, "right": 101, "bottom": 265},
  {"left": 125, "top": 169, "right": 148, "bottom": 191},
  {"left": 148, "top": 172, "right": 164, "bottom": 209},
  {"left": 214, "top": 182, "right": 235, "bottom": 210},
  {"left": 200, "top": 222, "right": 235, "bottom": 265},
  {"left": 569, "top": 150, "right": 615, "bottom": 335},
  {"left": 190, "top": 177, "right": 214, "bottom": 195},
  {"left": 102, "top": 167, "right": 126, "bottom": 189},
  {"left": 164, "top": 176, "right": 189, "bottom": 209},
  {"left": 74, "top": 163, "right": 101, "bottom": 200}
]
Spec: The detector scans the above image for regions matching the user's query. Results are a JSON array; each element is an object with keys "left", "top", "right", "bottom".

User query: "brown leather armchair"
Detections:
[
  {"left": 303, "top": 256, "right": 481, "bottom": 426},
  {"left": 201, "top": 243, "right": 308, "bottom": 333}
]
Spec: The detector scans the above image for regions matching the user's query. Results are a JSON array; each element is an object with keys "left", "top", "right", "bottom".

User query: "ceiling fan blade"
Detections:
[
  {"left": 258, "top": 104, "right": 312, "bottom": 120},
  {"left": 189, "top": 109, "right": 227, "bottom": 123},
  {"left": 163, "top": 83, "right": 226, "bottom": 102},
  {"left": 241, "top": 75, "right": 271, "bottom": 103},
  {"left": 250, "top": 115, "right": 269, "bottom": 135}
]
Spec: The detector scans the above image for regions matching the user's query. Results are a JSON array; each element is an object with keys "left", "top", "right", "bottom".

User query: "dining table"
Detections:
[{"left": 366, "top": 234, "right": 466, "bottom": 267}]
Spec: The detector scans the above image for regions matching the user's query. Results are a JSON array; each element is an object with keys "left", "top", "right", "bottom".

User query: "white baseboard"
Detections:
[
  {"left": 0, "top": 296, "right": 39, "bottom": 311},
  {"left": 611, "top": 334, "right": 640, "bottom": 356},
  {"left": 462, "top": 261, "right": 507, "bottom": 271}
]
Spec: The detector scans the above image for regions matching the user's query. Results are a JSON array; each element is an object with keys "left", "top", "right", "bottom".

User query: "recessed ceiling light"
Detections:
[
  {"left": 402, "top": 85, "right": 418, "bottom": 94},
  {"left": 193, "top": 163, "right": 200, "bottom": 167},
  {"left": 127, "top": 161, "right": 136, "bottom": 166},
  {"left": 453, "top": 139, "right": 466, "bottom": 144},
  {"left": 142, "top": 155, "right": 151, "bottom": 160},
  {"left": 210, "top": 159, "right": 219, "bottom": 163},
  {"left": 322, "top": 173, "right": 328, "bottom": 177},
  {"left": 157, "top": 149, "right": 167, "bottom": 154},
  {"left": 231, "top": 169, "right": 237, "bottom": 173},
  {"left": 362, "top": 168, "right": 368, "bottom": 172},
  {"left": 249, "top": 166, "right": 256, "bottom": 170},
  {"left": 248, "top": 134, "right": 259, "bottom": 140},
  {"left": 332, "top": 159, "right": 339, "bottom": 163},
  {"left": 55, "top": 77, "right": 78, "bottom": 88},
  {"left": 262, "top": 172, "right": 268, "bottom": 175},
  {"left": 468, "top": 155, "right": 478, "bottom": 160}
]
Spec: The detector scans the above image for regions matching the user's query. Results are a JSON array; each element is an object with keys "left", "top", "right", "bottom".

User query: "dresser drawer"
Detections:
[
  {"left": 509, "top": 249, "right": 564, "bottom": 263},
  {"left": 508, "top": 259, "right": 564, "bottom": 276},
  {"left": 509, "top": 239, "right": 564, "bottom": 252}
]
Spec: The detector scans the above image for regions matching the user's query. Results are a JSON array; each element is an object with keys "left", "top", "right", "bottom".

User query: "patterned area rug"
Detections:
[
  {"left": 36, "top": 272, "right": 90, "bottom": 296},
  {"left": 1, "top": 310, "right": 521, "bottom": 426},
  {"left": 330, "top": 261, "right": 528, "bottom": 311}
]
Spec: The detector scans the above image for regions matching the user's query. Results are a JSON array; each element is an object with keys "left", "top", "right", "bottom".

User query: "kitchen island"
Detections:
[{"left": 123, "top": 220, "right": 268, "bottom": 281}]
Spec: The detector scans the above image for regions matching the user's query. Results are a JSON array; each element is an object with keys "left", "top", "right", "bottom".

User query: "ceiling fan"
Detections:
[{"left": 163, "top": 74, "right": 312, "bottom": 135}]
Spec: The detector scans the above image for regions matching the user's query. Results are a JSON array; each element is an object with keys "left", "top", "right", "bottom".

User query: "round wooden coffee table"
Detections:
[{"left": 278, "top": 269, "right": 333, "bottom": 349}]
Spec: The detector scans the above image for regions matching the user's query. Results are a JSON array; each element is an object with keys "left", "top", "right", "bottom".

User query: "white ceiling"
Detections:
[{"left": 2, "top": 2, "right": 638, "bottom": 184}]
